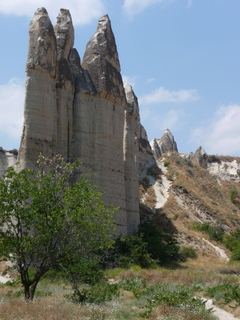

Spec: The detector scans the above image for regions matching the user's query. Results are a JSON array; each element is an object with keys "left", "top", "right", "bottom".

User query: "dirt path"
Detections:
[{"left": 205, "top": 299, "right": 239, "bottom": 320}]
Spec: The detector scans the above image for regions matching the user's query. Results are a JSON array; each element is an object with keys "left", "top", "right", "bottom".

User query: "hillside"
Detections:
[{"left": 140, "top": 152, "right": 240, "bottom": 261}]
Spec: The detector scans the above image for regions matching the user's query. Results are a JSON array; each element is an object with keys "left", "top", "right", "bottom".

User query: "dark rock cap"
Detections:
[
  {"left": 27, "top": 7, "right": 56, "bottom": 77},
  {"left": 151, "top": 129, "right": 178, "bottom": 158},
  {"left": 82, "top": 15, "right": 126, "bottom": 105}
]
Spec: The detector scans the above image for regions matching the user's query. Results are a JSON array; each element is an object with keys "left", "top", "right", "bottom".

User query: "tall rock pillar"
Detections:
[
  {"left": 18, "top": 8, "right": 57, "bottom": 169},
  {"left": 124, "top": 83, "right": 140, "bottom": 234},
  {"left": 54, "top": 9, "right": 75, "bottom": 159},
  {"left": 73, "top": 15, "right": 130, "bottom": 235}
]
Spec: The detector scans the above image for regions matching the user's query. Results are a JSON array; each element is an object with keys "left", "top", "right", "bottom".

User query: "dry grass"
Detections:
[
  {"left": 2, "top": 257, "right": 240, "bottom": 320},
  {"left": 217, "top": 155, "right": 240, "bottom": 164},
  {"left": 152, "top": 153, "right": 240, "bottom": 249},
  {"left": 143, "top": 186, "right": 156, "bottom": 208},
  {"left": 0, "top": 297, "right": 113, "bottom": 320}
]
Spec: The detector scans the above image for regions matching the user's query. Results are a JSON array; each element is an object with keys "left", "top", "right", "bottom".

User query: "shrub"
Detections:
[
  {"left": 230, "top": 187, "right": 238, "bottom": 203},
  {"left": 138, "top": 220, "right": 180, "bottom": 264},
  {"left": 164, "top": 161, "right": 170, "bottom": 167},
  {"left": 68, "top": 281, "right": 119, "bottom": 304},
  {"left": 9, "top": 149, "right": 18, "bottom": 156},
  {"left": 179, "top": 246, "right": 198, "bottom": 261},
  {"left": 119, "top": 277, "right": 146, "bottom": 297},
  {"left": 223, "top": 228, "right": 240, "bottom": 261},
  {"left": 192, "top": 222, "right": 224, "bottom": 242},
  {"left": 208, "top": 155, "right": 221, "bottom": 164},
  {"left": 231, "top": 248, "right": 240, "bottom": 261},
  {"left": 138, "top": 283, "right": 207, "bottom": 318},
  {"left": 115, "top": 235, "right": 154, "bottom": 268}
]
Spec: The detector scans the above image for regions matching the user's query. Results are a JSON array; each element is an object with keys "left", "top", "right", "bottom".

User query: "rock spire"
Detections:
[
  {"left": 17, "top": 8, "right": 151, "bottom": 236},
  {"left": 150, "top": 129, "right": 178, "bottom": 158}
]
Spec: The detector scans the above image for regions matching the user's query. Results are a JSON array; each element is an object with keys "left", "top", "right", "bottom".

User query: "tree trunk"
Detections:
[
  {"left": 24, "top": 279, "right": 39, "bottom": 301},
  {"left": 30, "top": 279, "right": 39, "bottom": 301},
  {"left": 24, "top": 284, "right": 31, "bottom": 301}
]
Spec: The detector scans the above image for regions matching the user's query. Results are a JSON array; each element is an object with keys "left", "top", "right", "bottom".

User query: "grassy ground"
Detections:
[{"left": 1, "top": 255, "right": 240, "bottom": 319}]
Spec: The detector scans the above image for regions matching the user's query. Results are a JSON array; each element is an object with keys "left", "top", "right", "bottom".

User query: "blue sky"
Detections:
[{"left": 0, "top": 0, "right": 240, "bottom": 156}]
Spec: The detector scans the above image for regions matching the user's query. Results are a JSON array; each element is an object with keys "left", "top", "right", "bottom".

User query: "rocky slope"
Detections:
[{"left": 140, "top": 146, "right": 240, "bottom": 261}]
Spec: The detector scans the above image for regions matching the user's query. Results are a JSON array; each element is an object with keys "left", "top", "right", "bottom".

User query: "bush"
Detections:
[
  {"left": 179, "top": 246, "right": 198, "bottom": 261},
  {"left": 9, "top": 148, "right": 18, "bottom": 156},
  {"left": 138, "top": 220, "right": 180, "bottom": 264},
  {"left": 109, "top": 220, "right": 180, "bottom": 268},
  {"left": 230, "top": 187, "right": 239, "bottom": 203},
  {"left": 138, "top": 283, "right": 207, "bottom": 318},
  {"left": 208, "top": 155, "right": 221, "bottom": 164},
  {"left": 223, "top": 228, "right": 240, "bottom": 261},
  {"left": 67, "top": 259, "right": 104, "bottom": 286},
  {"left": 192, "top": 222, "right": 224, "bottom": 242},
  {"left": 115, "top": 235, "right": 154, "bottom": 268},
  {"left": 119, "top": 277, "right": 146, "bottom": 297},
  {"left": 67, "top": 281, "right": 119, "bottom": 304},
  {"left": 164, "top": 161, "right": 170, "bottom": 167},
  {"left": 231, "top": 247, "right": 240, "bottom": 261}
]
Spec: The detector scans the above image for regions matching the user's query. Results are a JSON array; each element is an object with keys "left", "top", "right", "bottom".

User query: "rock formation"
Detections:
[
  {"left": 150, "top": 129, "right": 178, "bottom": 158},
  {"left": 188, "top": 146, "right": 208, "bottom": 168},
  {"left": 17, "top": 8, "right": 152, "bottom": 236},
  {"left": 0, "top": 150, "right": 17, "bottom": 177},
  {"left": 207, "top": 156, "right": 240, "bottom": 182}
]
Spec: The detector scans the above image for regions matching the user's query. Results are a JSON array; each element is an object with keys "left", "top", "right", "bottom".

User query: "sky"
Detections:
[{"left": 0, "top": 0, "right": 240, "bottom": 156}]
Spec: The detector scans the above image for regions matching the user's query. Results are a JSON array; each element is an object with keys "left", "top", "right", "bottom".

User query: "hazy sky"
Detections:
[{"left": 0, "top": 0, "right": 240, "bottom": 156}]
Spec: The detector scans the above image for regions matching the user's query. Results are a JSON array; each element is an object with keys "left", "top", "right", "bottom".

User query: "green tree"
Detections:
[
  {"left": 0, "top": 155, "right": 116, "bottom": 301},
  {"left": 138, "top": 220, "right": 180, "bottom": 264}
]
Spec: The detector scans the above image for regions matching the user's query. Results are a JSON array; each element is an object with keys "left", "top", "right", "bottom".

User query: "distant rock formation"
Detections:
[
  {"left": 17, "top": 8, "right": 152, "bottom": 235},
  {"left": 207, "top": 156, "right": 240, "bottom": 182},
  {"left": 150, "top": 129, "right": 178, "bottom": 158},
  {"left": 188, "top": 146, "right": 208, "bottom": 168},
  {"left": 0, "top": 150, "right": 17, "bottom": 177}
]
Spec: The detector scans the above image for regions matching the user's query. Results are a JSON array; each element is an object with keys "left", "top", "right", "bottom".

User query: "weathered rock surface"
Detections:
[
  {"left": 150, "top": 129, "right": 178, "bottom": 158},
  {"left": 82, "top": 15, "right": 126, "bottom": 106},
  {"left": 124, "top": 83, "right": 153, "bottom": 172},
  {"left": 207, "top": 156, "right": 240, "bottom": 182},
  {"left": 0, "top": 150, "right": 17, "bottom": 177},
  {"left": 188, "top": 146, "right": 208, "bottom": 168},
  {"left": 17, "top": 8, "right": 148, "bottom": 235}
]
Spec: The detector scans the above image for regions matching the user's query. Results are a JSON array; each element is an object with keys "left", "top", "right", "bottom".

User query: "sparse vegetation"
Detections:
[
  {"left": 164, "top": 161, "right": 170, "bottom": 167},
  {"left": 0, "top": 154, "right": 116, "bottom": 301},
  {"left": 2, "top": 255, "right": 240, "bottom": 319},
  {"left": 223, "top": 228, "right": 240, "bottom": 261},
  {"left": 230, "top": 186, "right": 239, "bottom": 203},
  {"left": 192, "top": 222, "right": 224, "bottom": 242},
  {"left": 179, "top": 246, "right": 198, "bottom": 261}
]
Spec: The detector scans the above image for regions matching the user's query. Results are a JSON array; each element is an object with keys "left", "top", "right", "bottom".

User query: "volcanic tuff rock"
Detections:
[
  {"left": 207, "top": 156, "right": 240, "bottom": 182},
  {"left": 150, "top": 129, "right": 178, "bottom": 158},
  {"left": 188, "top": 146, "right": 208, "bottom": 168},
  {"left": 0, "top": 150, "right": 17, "bottom": 177},
  {"left": 17, "top": 8, "right": 152, "bottom": 236}
]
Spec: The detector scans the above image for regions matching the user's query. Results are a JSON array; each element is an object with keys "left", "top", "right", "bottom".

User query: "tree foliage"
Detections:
[{"left": 0, "top": 155, "right": 116, "bottom": 300}]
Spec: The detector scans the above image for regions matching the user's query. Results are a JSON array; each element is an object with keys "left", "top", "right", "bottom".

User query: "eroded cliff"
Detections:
[{"left": 17, "top": 8, "right": 152, "bottom": 235}]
